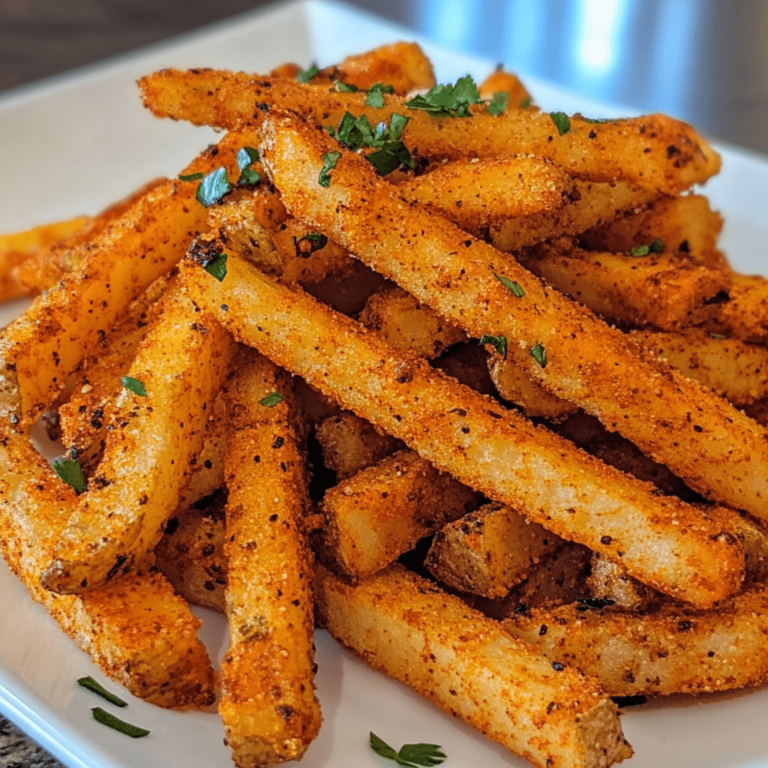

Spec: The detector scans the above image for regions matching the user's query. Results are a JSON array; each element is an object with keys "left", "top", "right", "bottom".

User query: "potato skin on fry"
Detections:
[{"left": 316, "top": 564, "right": 633, "bottom": 768}]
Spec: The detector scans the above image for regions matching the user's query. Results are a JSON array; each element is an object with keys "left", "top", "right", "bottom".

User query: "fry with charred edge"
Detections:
[
  {"left": 138, "top": 69, "right": 720, "bottom": 194},
  {"left": 0, "top": 130, "right": 256, "bottom": 427},
  {"left": 504, "top": 586, "right": 768, "bottom": 697},
  {"left": 426, "top": 502, "right": 564, "bottom": 599},
  {"left": 318, "top": 448, "right": 481, "bottom": 580},
  {"left": 0, "top": 429, "right": 216, "bottom": 708},
  {"left": 43, "top": 292, "right": 235, "bottom": 594},
  {"left": 180, "top": 253, "right": 744, "bottom": 608},
  {"left": 257, "top": 111, "right": 768, "bottom": 520},
  {"left": 220, "top": 349, "right": 321, "bottom": 767},
  {"left": 316, "top": 564, "right": 633, "bottom": 768}
]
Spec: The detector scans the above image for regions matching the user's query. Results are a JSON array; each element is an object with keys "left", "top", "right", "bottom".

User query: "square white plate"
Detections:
[{"left": 1, "top": 2, "right": 768, "bottom": 767}]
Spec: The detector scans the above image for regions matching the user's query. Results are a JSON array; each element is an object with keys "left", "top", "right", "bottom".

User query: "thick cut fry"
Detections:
[
  {"left": 315, "top": 411, "right": 403, "bottom": 479},
  {"left": 0, "top": 430, "right": 215, "bottom": 708},
  {"left": 258, "top": 112, "right": 768, "bottom": 520},
  {"left": 359, "top": 286, "right": 466, "bottom": 359},
  {"left": 587, "top": 554, "right": 660, "bottom": 611},
  {"left": 220, "top": 350, "right": 320, "bottom": 767},
  {"left": 705, "top": 272, "right": 768, "bottom": 344},
  {"left": 425, "top": 502, "right": 564, "bottom": 599},
  {"left": 334, "top": 41, "right": 436, "bottom": 93},
  {"left": 318, "top": 449, "right": 481, "bottom": 580},
  {"left": 139, "top": 69, "right": 720, "bottom": 194},
  {"left": 181, "top": 254, "right": 744, "bottom": 607},
  {"left": 316, "top": 564, "right": 633, "bottom": 768},
  {"left": 518, "top": 245, "right": 731, "bottom": 331},
  {"left": 43, "top": 292, "right": 235, "bottom": 594},
  {"left": 478, "top": 66, "right": 533, "bottom": 108},
  {"left": 505, "top": 586, "right": 768, "bottom": 697}
]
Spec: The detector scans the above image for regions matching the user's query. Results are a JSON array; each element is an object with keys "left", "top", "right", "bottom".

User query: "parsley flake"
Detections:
[
  {"left": 78, "top": 676, "right": 127, "bottom": 707},
  {"left": 480, "top": 334, "right": 508, "bottom": 359},
  {"left": 487, "top": 92, "right": 509, "bottom": 117},
  {"left": 549, "top": 112, "right": 571, "bottom": 136},
  {"left": 629, "top": 238, "right": 663, "bottom": 257},
  {"left": 370, "top": 732, "right": 446, "bottom": 768},
  {"left": 531, "top": 342, "right": 547, "bottom": 368},
  {"left": 297, "top": 64, "right": 318, "bottom": 83},
  {"left": 335, "top": 80, "right": 360, "bottom": 92},
  {"left": 237, "top": 146, "right": 261, "bottom": 186},
  {"left": 519, "top": 96, "right": 532, "bottom": 109},
  {"left": 331, "top": 112, "right": 413, "bottom": 176},
  {"left": 92, "top": 707, "right": 149, "bottom": 738},
  {"left": 260, "top": 392, "right": 283, "bottom": 407},
  {"left": 205, "top": 253, "right": 228, "bottom": 282},
  {"left": 293, "top": 233, "right": 328, "bottom": 257},
  {"left": 195, "top": 167, "right": 231, "bottom": 207},
  {"left": 404, "top": 75, "right": 481, "bottom": 118},
  {"left": 179, "top": 172, "right": 204, "bottom": 182},
  {"left": 53, "top": 457, "right": 86, "bottom": 494},
  {"left": 121, "top": 376, "right": 147, "bottom": 397},
  {"left": 318, "top": 152, "right": 341, "bottom": 187},
  {"left": 495, "top": 273, "right": 525, "bottom": 297}
]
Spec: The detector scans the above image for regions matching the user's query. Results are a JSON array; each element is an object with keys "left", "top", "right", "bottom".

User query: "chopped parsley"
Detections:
[
  {"left": 549, "top": 112, "right": 571, "bottom": 136},
  {"left": 530, "top": 342, "right": 547, "bottom": 368},
  {"left": 195, "top": 167, "right": 231, "bottom": 207},
  {"left": 330, "top": 112, "right": 413, "bottom": 176},
  {"left": 404, "top": 75, "right": 481, "bottom": 118},
  {"left": 78, "top": 676, "right": 127, "bottom": 707},
  {"left": 480, "top": 334, "right": 508, "bottom": 359},
  {"left": 370, "top": 732, "right": 446, "bottom": 768},
  {"left": 53, "top": 457, "right": 85, "bottom": 494},
  {"left": 121, "top": 376, "right": 147, "bottom": 397},
  {"left": 204, "top": 253, "right": 228, "bottom": 282},
  {"left": 297, "top": 64, "right": 319, "bottom": 83},
  {"left": 487, "top": 92, "right": 509, "bottom": 117},
  {"left": 91, "top": 707, "right": 149, "bottom": 738},
  {"left": 237, "top": 146, "right": 261, "bottom": 186},
  {"left": 364, "top": 83, "right": 395, "bottom": 108},
  {"left": 318, "top": 151, "right": 341, "bottom": 187},
  {"left": 630, "top": 238, "right": 663, "bottom": 257},
  {"left": 260, "top": 392, "right": 283, "bottom": 407},
  {"left": 293, "top": 233, "right": 328, "bottom": 257},
  {"left": 178, "top": 172, "right": 204, "bottom": 182},
  {"left": 519, "top": 96, "right": 532, "bottom": 109},
  {"left": 335, "top": 80, "right": 360, "bottom": 92},
  {"left": 495, "top": 273, "right": 525, "bottom": 297}
]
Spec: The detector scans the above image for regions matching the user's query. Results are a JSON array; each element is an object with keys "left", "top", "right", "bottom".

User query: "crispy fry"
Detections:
[
  {"left": 220, "top": 350, "right": 320, "bottom": 766},
  {"left": 0, "top": 429, "right": 215, "bottom": 708},
  {"left": 316, "top": 564, "right": 633, "bottom": 768},
  {"left": 181, "top": 253, "right": 744, "bottom": 607},
  {"left": 587, "top": 554, "right": 660, "bottom": 611},
  {"left": 334, "top": 41, "right": 436, "bottom": 93},
  {"left": 43, "top": 291, "right": 235, "bottom": 594},
  {"left": 258, "top": 111, "right": 768, "bottom": 519},
  {"left": 704, "top": 272, "right": 768, "bottom": 344},
  {"left": 139, "top": 69, "right": 720, "bottom": 193}
]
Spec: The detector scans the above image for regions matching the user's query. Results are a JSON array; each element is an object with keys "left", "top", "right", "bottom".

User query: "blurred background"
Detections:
[{"left": 1, "top": 0, "right": 768, "bottom": 155}]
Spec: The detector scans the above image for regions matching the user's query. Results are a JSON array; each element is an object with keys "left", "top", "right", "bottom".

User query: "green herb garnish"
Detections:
[
  {"left": 487, "top": 92, "right": 509, "bottom": 117},
  {"left": 495, "top": 273, "right": 525, "bottom": 297},
  {"left": 335, "top": 81, "right": 360, "bottom": 92},
  {"left": 53, "top": 458, "right": 86, "bottom": 494},
  {"left": 370, "top": 732, "right": 446, "bottom": 768},
  {"left": 204, "top": 253, "right": 228, "bottom": 282},
  {"left": 179, "top": 172, "right": 204, "bottom": 182},
  {"left": 297, "top": 64, "right": 318, "bottom": 83},
  {"left": 404, "top": 75, "right": 481, "bottom": 118},
  {"left": 630, "top": 238, "right": 663, "bottom": 257},
  {"left": 549, "top": 112, "right": 571, "bottom": 135},
  {"left": 364, "top": 82, "right": 394, "bottom": 108},
  {"left": 318, "top": 151, "right": 341, "bottom": 187},
  {"left": 480, "top": 334, "right": 507, "bottom": 359},
  {"left": 78, "top": 676, "right": 128, "bottom": 707},
  {"left": 92, "top": 707, "right": 149, "bottom": 738},
  {"left": 121, "top": 376, "right": 147, "bottom": 397},
  {"left": 195, "top": 167, "right": 231, "bottom": 207},
  {"left": 237, "top": 146, "right": 261, "bottom": 186},
  {"left": 331, "top": 112, "right": 412, "bottom": 176},
  {"left": 294, "top": 233, "right": 328, "bottom": 257},
  {"left": 519, "top": 96, "right": 531, "bottom": 109},
  {"left": 260, "top": 392, "right": 283, "bottom": 408},
  {"left": 531, "top": 342, "right": 547, "bottom": 368}
]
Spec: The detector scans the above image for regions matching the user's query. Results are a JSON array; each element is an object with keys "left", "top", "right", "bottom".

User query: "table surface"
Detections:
[{"left": 2, "top": 0, "right": 767, "bottom": 765}]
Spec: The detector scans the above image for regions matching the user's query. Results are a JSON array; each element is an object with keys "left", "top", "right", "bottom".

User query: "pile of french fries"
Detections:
[{"left": 4, "top": 39, "right": 768, "bottom": 768}]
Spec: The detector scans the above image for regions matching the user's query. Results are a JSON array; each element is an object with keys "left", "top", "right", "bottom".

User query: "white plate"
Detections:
[{"left": 1, "top": 2, "right": 768, "bottom": 767}]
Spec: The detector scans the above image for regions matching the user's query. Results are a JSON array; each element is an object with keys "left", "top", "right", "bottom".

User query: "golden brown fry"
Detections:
[
  {"left": 316, "top": 564, "right": 633, "bottom": 768},
  {"left": 315, "top": 411, "right": 403, "bottom": 480},
  {"left": 0, "top": 429, "right": 215, "bottom": 708},
  {"left": 704, "top": 272, "right": 768, "bottom": 344},
  {"left": 334, "top": 41, "right": 436, "bottom": 93},
  {"left": 425, "top": 502, "right": 564, "bottom": 599},
  {"left": 43, "top": 291, "right": 235, "bottom": 594},
  {"left": 317, "top": 449, "right": 481, "bottom": 580},
  {"left": 258, "top": 112, "right": 768, "bottom": 520},
  {"left": 478, "top": 66, "right": 533, "bottom": 108},
  {"left": 587, "top": 554, "right": 660, "bottom": 611},
  {"left": 181, "top": 253, "right": 744, "bottom": 607},
  {"left": 139, "top": 69, "right": 720, "bottom": 193},
  {"left": 220, "top": 349, "right": 320, "bottom": 767},
  {"left": 504, "top": 586, "right": 768, "bottom": 697}
]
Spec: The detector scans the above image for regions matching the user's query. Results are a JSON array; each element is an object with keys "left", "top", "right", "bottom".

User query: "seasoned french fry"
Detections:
[
  {"left": 43, "top": 291, "right": 235, "bottom": 594},
  {"left": 259, "top": 111, "right": 768, "bottom": 520},
  {"left": 334, "top": 41, "right": 436, "bottom": 93},
  {"left": 478, "top": 66, "right": 533, "bottom": 108},
  {"left": 139, "top": 69, "right": 720, "bottom": 193},
  {"left": 425, "top": 502, "right": 564, "bottom": 599},
  {"left": 317, "top": 448, "right": 481, "bottom": 580},
  {"left": 505, "top": 586, "right": 768, "bottom": 697},
  {"left": 220, "top": 350, "right": 321, "bottom": 766},
  {"left": 704, "top": 272, "right": 768, "bottom": 344},
  {"left": 181, "top": 253, "right": 744, "bottom": 607},
  {"left": 0, "top": 429, "right": 216, "bottom": 708},
  {"left": 587, "top": 554, "right": 660, "bottom": 611},
  {"left": 316, "top": 564, "right": 633, "bottom": 768},
  {"left": 315, "top": 411, "right": 403, "bottom": 479}
]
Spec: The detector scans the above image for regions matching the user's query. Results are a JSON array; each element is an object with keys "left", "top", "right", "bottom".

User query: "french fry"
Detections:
[
  {"left": 258, "top": 111, "right": 768, "bottom": 520},
  {"left": 43, "top": 291, "right": 235, "bottom": 594},
  {"left": 0, "top": 429, "right": 216, "bottom": 708},
  {"left": 317, "top": 448, "right": 481, "bottom": 580},
  {"left": 704, "top": 272, "right": 768, "bottom": 344},
  {"left": 333, "top": 41, "right": 436, "bottom": 93},
  {"left": 587, "top": 554, "right": 660, "bottom": 611},
  {"left": 315, "top": 411, "right": 403, "bottom": 479},
  {"left": 139, "top": 69, "right": 720, "bottom": 194},
  {"left": 504, "top": 586, "right": 768, "bottom": 697},
  {"left": 316, "top": 564, "right": 633, "bottom": 768},
  {"left": 180, "top": 253, "right": 744, "bottom": 607},
  {"left": 220, "top": 349, "right": 320, "bottom": 766},
  {"left": 425, "top": 501, "right": 564, "bottom": 599}
]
